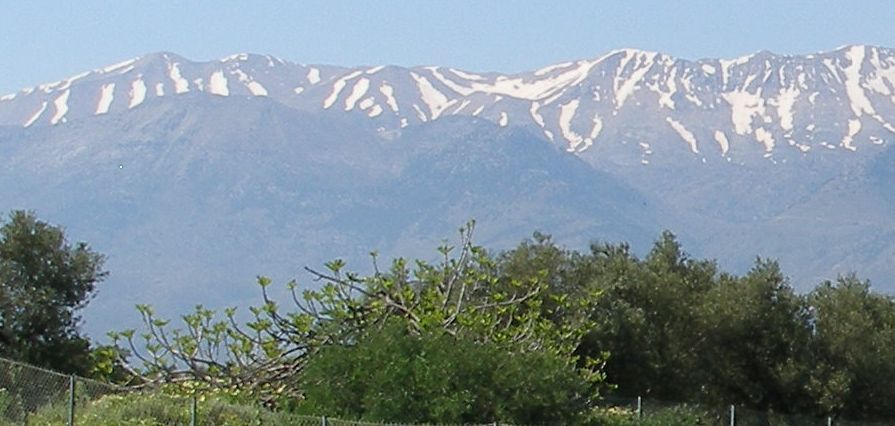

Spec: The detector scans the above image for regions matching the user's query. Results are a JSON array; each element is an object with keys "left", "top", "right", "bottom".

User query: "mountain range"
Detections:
[{"left": 1, "top": 45, "right": 894, "bottom": 336}]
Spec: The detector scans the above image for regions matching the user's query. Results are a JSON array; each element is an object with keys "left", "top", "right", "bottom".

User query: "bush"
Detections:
[
  {"left": 586, "top": 403, "right": 716, "bottom": 426},
  {"left": 295, "top": 320, "right": 591, "bottom": 425},
  {"left": 25, "top": 391, "right": 297, "bottom": 426}
]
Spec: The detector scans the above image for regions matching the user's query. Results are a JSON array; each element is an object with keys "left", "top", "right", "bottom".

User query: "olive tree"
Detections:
[{"left": 0, "top": 210, "right": 106, "bottom": 374}]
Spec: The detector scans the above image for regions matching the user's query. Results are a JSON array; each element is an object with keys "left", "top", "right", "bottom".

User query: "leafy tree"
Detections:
[
  {"left": 116, "top": 222, "right": 604, "bottom": 403},
  {"left": 580, "top": 232, "right": 717, "bottom": 399},
  {"left": 0, "top": 210, "right": 106, "bottom": 375},
  {"left": 694, "top": 259, "right": 813, "bottom": 415},
  {"left": 297, "top": 320, "right": 591, "bottom": 424},
  {"left": 807, "top": 275, "right": 895, "bottom": 420}
]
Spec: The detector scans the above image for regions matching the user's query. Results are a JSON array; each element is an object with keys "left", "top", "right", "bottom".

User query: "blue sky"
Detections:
[{"left": 2, "top": 1, "right": 894, "bottom": 95}]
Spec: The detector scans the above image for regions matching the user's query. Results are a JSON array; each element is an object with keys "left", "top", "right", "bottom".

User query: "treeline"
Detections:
[
  {"left": 503, "top": 231, "right": 895, "bottom": 421},
  {"left": 119, "top": 226, "right": 895, "bottom": 424},
  {"left": 4, "top": 211, "right": 895, "bottom": 424}
]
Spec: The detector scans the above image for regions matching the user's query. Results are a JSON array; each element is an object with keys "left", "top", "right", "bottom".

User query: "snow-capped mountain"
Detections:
[
  {"left": 3, "top": 47, "right": 895, "bottom": 336},
  {"left": 3, "top": 46, "right": 895, "bottom": 163}
]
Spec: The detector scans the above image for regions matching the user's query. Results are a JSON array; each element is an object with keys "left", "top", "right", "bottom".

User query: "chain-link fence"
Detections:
[
  {"left": 0, "top": 356, "right": 515, "bottom": 425},
  {"left": 4, "top": 356, "right": 895, "bottom": 425},
  {"left": 597, "top": 395, "right": 895, "bottom": 426},
  {"left": 0, "top": 356, "right": 126, "bottom": 425}
]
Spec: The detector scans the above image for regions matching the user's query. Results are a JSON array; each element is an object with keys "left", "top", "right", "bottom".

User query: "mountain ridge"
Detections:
[
  {"left": 3, "top": 45, "right": 895, "bottom": 165},
  {"left": 3, "top": 47, "right": 895, "bottom": 336}
]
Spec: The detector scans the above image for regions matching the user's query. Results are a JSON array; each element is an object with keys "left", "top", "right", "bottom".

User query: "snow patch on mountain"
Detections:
[
  {"left": 529, "top": 102, "right": 545, "bottom": 127},
  {"left": 614, "top": 50, "right": 657, "bottom": 108},
  {"left": 96, "top": 83, "right": 115, "bottom": 114},
  {"left": 129, "top": 79, "right": 147, "bottom": 108},
  {"left": 428, "top": 67, "right": 474, "bottom": 97},
  {"left": 411, "top": 72, "right": 454, "bottom": 120},
  {"left": 714, "top": 131, "right": 730, "bottom": 155},
  {"left": 559, "top": 100, "right": 586, "bottom": 150},
  {"left": 324, "top": 71, "right": 362, "bottom": 109},
  {"left": 535, "top": 62, "right": 574, "bottom": 77},
  {"left": 50, "top": 90, "right": 70, "bottom": 125},
  {"left": 412, "top": 104, "right": 428, "bottom": 122},
  {"left": 307, "top": 68, "right": 321, "bottom": 85},
  {"left": 776, "top": 87, "right": 800, "bottom": 131},
  {"left": 446, "top": 58, "right": 601, "bottom": 101},
  {"left": 345, "top": 78, "right": 370, "bottom": 111},
  {"left": 168, "top": 63, "right": 190, "bottom": 94},
  {"left": 101, "top": 58, "right": 138, "bottom": 74},
  {"left": 666, "top": 117, "right": 699, "bottom": 153},
  {"left": 380, "top": 82, "right": 399, "bottom": 113},
  {"left": 755, "top": 127, "right": 775, "bottom": 152},
  {"left": 221, "top": 53, "right": 249, "bottom": 62},
  {"left": 208, "top": 71, "right": 230, "bottom": 96},
  {"left": 719, "top": 53, "right": 754, "bottom": 87},
  {"left": 843, "top": 46, "right": 876, "bottom": 116},
  {"left": 586, "top": 114, "right": 603, "bottom": 148},
  {"left": 450, "top": 68, "right": 486, "bottom": 81},
  {"left": 358, "top": 97, "right": 375, "bottom": 111},
  {"left": 723, "top": 88, "right": 766, "bottom": 135},
  {"left": 24, "top": 102, "right": 48, "bottom": 127},
  {"left": 649, "top": 67, "right": 678, "bottom": 109},
  {"left": 231, "top": 69, "right": 267, "bottom": 96},
  {"left": 842, "top": 119, "right": 861, "bottom": 150}
]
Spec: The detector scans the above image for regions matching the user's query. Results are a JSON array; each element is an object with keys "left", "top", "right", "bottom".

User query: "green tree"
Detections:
[
  {"left": 695, "top": 259, "right": 813, "bottom": 416},
  {"left": 297, "top": 320, "right": 591, "bottom": 424},
  {"left": 807, "top": 275, "right": 895, "bottom": 420},
  {"left": 117, "top": 222, "right": 604, "bottom": 402},
  {"left": 580, "top": 232, "right": 717, "bottom": 399},
  {"left": 0, "top": 210, "right": 107, "bottom": 375}
]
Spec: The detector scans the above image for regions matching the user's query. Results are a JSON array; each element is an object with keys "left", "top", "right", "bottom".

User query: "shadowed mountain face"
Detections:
[
  {"left": 1, "top": 47, "right": 895, "bottom": 336},
  {"left": 0, "top": 94, "right": 662, "bottom": 336}
]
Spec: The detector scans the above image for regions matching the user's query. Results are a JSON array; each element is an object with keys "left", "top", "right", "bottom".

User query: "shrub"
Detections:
[
  {"left": 25, "top": 391, "right": 297, "bottom": 426},
  {"left": 295, "top": 320, "right": 591, "bottom": 425}
]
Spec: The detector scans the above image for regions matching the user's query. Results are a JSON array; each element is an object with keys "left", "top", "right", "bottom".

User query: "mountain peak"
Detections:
[{"left": 2, "top": 46, "right": 894, "bottom": 164}]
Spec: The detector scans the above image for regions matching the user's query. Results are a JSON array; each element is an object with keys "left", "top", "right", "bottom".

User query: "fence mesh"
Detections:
[
  {"left": 0, "top": 357, "right": 126, "bottom": 425},
  {"left": 595, "top": 396, "right": 895, "bottom": 426},
  {"left": 0, "top": 357, "right": 70, "bottom": 424},
  {"left": 4, "top": 356, "right": 895, "bottom": 425}
]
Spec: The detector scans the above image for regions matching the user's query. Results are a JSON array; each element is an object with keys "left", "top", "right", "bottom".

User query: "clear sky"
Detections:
[{"left": 3, "top": 0, "right": 894, "bottom": 95}]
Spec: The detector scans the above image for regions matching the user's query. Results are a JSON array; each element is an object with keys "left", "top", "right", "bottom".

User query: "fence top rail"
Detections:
[
  {"left": 0, "top": 355, "right": 72, "bottom": 380},
  {"left": 0, "top": 355, "right": 127, "bottom": 391}
]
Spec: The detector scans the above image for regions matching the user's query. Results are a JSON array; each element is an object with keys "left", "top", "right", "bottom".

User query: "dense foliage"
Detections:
[
  {"left": 0, "top": 210, "right": 107, "bottom": 375},
  {"left": 7, "top": 210, "right": 895, "bottom": 423},
  {"left": 113, "top": 222, "right": 604, "bottom": 423},
  {"left": 297, "top": 320, "right": 590, "bottom": 424},
  {"left": 509, "top": 232, "right": 895, "bottom": 422},
  {"left": 20, "top": 391, "right": 301, "bottom": 426},
  {"left": 112, "top": 225, "right": 895, "bottom": 422},
  {"left": 110, "top": 229, "right": 895, "bottom": 423}
]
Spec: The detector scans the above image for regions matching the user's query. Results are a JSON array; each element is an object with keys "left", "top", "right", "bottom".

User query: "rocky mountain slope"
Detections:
[
  {"left": 1, "top": 46, "right": 894, "bottom": 336},
  {"left": 4, "top": 45, "right": 895, "bottom": 161}
]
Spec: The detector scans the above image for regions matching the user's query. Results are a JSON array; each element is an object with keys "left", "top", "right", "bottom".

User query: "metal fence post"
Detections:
[
  {"left": 321, "top": 415, "right": 328, "bottom": 426},
  {"left": 827, "top": 416, "right": 832, "bottom": 426},
  {"left": 190, "top": 394, "right": 197, "bottom": 426},
  {"left": 729, "top": 404, "right": 735, "bottom": 426},
  {"left": 67, "top": 375, "right": 75, "bottom": 426},
  {"left": 636, "top": 396, "right": 643, "bottom": 419}
]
